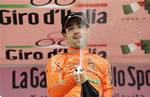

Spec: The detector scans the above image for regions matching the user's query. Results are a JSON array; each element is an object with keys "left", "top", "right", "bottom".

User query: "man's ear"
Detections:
[
  {"left": 62, "top": 29, "right": 66, "bottom": 37},
  {"left": 62, "top": 32, "right": 66, "bottom": 37}
]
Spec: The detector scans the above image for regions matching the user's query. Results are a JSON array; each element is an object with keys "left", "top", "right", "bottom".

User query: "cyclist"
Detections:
[{"left": 46, "top": 12, "right": 113, "bottom": 97}]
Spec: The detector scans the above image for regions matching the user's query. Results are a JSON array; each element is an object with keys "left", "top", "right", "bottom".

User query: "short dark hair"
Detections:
[{"left": 61, "top": 12, "right": 89, "bottom": 35}]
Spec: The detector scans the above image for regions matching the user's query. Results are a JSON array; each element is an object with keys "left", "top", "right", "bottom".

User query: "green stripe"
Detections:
[
  {"left": 123, "top": 4, "right": 133, "bottom": 14},
  {"left": 141, "top": 40, "right": 150, "bottom": 54},
  {"left": 0, "top": 4, "right": 34, "bottom": 8},
  {"left": 121, "top": 45, "right": 131, "bottom": 54},
  {"left": 145, "top": 0, "right": 150, "bottom": 10},
  {"left": 6, "top": 45, "right": 37, "bottom": 48}
]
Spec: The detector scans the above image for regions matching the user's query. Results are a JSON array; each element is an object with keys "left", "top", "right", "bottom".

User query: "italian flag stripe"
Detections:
[
  {"left": 123, "top": 2, "right": 141, "bottom": 14},
  {"left": 130, "top": 2, "right": 141, "bottom": 12},
  {"left": 121, "top": 44, "right": 137, "bottom": 54}
]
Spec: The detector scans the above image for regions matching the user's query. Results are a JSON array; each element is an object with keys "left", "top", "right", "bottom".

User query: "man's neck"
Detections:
[{"left": 68, "top": 47, "right": 89, "bottom": 55}]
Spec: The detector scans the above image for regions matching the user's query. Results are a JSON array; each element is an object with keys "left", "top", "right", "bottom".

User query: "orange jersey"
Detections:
[{"left": 46, "top": 47, "right": 113, "bottom": 97}]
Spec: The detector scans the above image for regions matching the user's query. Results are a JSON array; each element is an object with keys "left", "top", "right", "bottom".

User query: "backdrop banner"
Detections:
[
  {"left": 0, "top": 0, "right": 150, "bottom": 66},
  {"left": 0, "top": 64, "right": 150, "bottom": 97}
]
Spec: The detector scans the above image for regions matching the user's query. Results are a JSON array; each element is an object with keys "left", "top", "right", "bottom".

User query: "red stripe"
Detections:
[
  {"left": 88, "top": 44, "right": 107, "bottom": 47},
  {"left": 135, "top": 42, "right": 141, "bottom": 47},
  {"left": 137, "top": 1, "right": 145, "bottom": 6},
  {"left": 76, "top": 3, "right": 108, "bottom": 7}
]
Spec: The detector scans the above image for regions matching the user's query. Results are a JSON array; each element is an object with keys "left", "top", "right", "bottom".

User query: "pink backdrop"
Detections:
[
  {"left": 0, "top": 0, "right": 150, "bottom": 97},
  {"left": 0, "top": 0, "right": 150, "bottom": 66},
  {"left": 0, "top": 64, "right": 149, "bottom": 97}
]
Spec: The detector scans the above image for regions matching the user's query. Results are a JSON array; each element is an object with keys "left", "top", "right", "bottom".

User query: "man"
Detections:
[{"left": 46, "top": 12, "right": 113, "bottom": 97}]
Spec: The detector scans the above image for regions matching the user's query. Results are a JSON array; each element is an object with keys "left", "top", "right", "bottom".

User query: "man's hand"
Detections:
[{"left": 73, "top": 65, "right": 87, "bottom": 84}]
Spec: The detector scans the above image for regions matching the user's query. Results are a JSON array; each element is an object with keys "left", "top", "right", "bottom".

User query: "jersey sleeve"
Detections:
[
  {"left": 46, "top": 56, "right": 77, "bottom": 97},
  {"left": 100, "top": 59, "right": 113, "bottom": 97},
  {"left": 93, "top": 55, "right": 113, "bottom": 97}
]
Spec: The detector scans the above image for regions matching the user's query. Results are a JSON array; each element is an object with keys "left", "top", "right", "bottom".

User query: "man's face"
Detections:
[{"left": 64, "top": 23, "right": 89, "bottom": 48}]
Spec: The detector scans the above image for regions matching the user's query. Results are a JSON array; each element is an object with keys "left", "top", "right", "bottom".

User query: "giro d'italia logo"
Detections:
[
  {"left": 0, "top": 0, "right": 108, "bottom": 8},
  {"left": 122, "top": 0, "right": 150, "bottom": 14}
]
